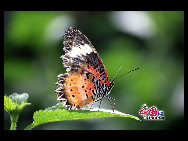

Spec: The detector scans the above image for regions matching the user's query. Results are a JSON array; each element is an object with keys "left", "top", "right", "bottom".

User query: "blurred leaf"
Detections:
[
  {"left": 4, "top": 59, "right": 37, "bottom": 83},
  {"left": 149, "top": 11, "right": 184, "bottom": 39},
  {"left": 102, "top": 37, "right": 140, "bottom": 80},
  {"left": 6, "top": 11, "right": 60, "bottom": 48}
]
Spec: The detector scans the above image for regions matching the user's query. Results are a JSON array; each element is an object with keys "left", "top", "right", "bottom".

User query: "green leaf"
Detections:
[
  {"left": 5, "top": 93, "right": 31, "bottom": 114},
  {"left": 4, "top": 95, "right": 15, "bottom": 112},
  {"left": 4, "top": 93, "right": 31, "bottom": 130},
  {"left": 25, "top": 103, "right": 140, "bottom": 130}
]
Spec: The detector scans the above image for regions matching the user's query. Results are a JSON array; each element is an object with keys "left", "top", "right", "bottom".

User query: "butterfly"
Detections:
[{"left": 55, "top": 27, "right": 138, "bottom": 112}]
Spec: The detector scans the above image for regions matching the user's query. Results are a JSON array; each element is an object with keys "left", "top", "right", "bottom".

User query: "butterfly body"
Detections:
[{"left": 55, "top": 27, "right": 115, "bottom": 110}]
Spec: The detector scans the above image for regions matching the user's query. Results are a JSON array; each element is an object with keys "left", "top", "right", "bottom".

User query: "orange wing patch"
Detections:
[{"left": 63, "top": 69, "right": 95, "bottom": 109}]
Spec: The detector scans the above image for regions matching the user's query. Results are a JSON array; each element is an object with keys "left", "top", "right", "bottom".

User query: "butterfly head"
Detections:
[{"left": 105, "top": 81, "right": 114, "bottom": 96}]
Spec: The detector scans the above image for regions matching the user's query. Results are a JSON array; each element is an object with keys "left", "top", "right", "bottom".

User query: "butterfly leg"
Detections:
[
  {"left": 106, "top": 96, "right": 116, "bottom": 112},
  {"left": 89, "top": 99, "right": 103, "bottom": 111},
  {"left": 98, "top": 99, "right": 103, "bottom": 111},
  {"left": 90, "top": 102, "right": 94, "bottom": 110}
]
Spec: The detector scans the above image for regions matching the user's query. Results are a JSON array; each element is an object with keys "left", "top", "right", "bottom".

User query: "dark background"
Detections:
[{"left": 4, "top": 11, "right": 184, "bottom": 130}]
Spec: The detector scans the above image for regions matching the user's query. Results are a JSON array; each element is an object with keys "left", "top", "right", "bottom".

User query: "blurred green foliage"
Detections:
[{"left": 4, "top": 11, "right": 184, "bottom": 130}]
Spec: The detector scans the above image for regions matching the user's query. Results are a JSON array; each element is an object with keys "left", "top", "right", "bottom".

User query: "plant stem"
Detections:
[
  {"left": 10, "top": 114, "right": 19, "bottom": 130},
  {"left": 24, "top": 123, "right": 36, "bottom": 130}
]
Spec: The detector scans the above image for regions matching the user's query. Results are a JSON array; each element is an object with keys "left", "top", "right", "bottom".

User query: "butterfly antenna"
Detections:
[
  {"left": 112, "top": 67, "right": 139, "bottom": 82},
  {"left": 111, "top": 66, "right": 122, "bottom": 82}
]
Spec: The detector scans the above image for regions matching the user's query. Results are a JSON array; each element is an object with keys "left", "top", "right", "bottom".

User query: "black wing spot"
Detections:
[
  {"left": 89, "top": 52, "right": 99, "bottom": 66},
  {"left": 86, "top": 94, "right": 88, "bottom": 98},
  {"left": 86, "top": 73, "right": 90, "bottom": 79},
  {"left": 76, "top": 105, "right": 80, "bottom": 109}
]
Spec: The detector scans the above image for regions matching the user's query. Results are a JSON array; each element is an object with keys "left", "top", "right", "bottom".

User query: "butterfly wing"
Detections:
[
  {"left": 55, "top": 27, "right": 110, "bottom": 109},
  {"left": 62, "top": 27, "right": 110, "bottom": 86},
  {"left": 56, "top": 68, "right": 102, "bottom": 109}
]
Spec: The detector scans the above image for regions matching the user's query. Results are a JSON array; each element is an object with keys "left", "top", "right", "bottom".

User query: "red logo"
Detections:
[
  {"left": 139, "top": 104, "right": 164, "bottom": 120},
  {"left": 140, "top": 106, "right": 157, "bottom": 116}
]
